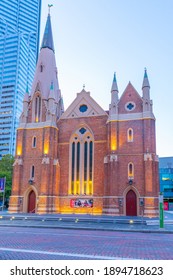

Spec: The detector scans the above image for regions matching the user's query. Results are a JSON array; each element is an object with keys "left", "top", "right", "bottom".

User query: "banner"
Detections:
[
  {"left": 70, "top": 198, "right": 93, "bottom": 208},
  {"left": 164, "top": 201, "right": 169, "bottom": 210},
  {"left": 0, "top": 178, "right": 5, "bottom": 192}
]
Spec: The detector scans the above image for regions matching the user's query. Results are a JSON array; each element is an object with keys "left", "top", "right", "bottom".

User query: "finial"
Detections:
[
  {"left": 111, "top": 71, "right": 118, "bottom": 93},
  {"left": 142, "top": 67, "right": 150, "bottom": 89},
  {"left": 83, "top": 84, "right": 85, "bottom": 90},
  {"left": 113, "top": 72, "right": 116, "bottom": 82},
  {"left": 144, "top": 67, "right": 148, "bottom": 78},
  {"left": 48, "top": 4, "right": 53, "bottom": 14},
  {"left": 50, "top": 81, "right": 54, "bottom": 90}
]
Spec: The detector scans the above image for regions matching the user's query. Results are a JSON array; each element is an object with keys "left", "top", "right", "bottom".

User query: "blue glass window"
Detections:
[
  {"left": 127, "top": 103, "right": 134, "bottom": 110},
  {"left": 79, "top": 127, "right": 86, "bottom": 134},
  {"left": 79, "top": 104, "right": 88, "bottom": 113}
]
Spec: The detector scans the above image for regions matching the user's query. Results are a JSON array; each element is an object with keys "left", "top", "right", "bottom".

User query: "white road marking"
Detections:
[
  {"left": 0, "top": 228, "right": 169, "bottom": 241},
  {"left": 0, "top": 247, "right": 133, "bottom": 260}
]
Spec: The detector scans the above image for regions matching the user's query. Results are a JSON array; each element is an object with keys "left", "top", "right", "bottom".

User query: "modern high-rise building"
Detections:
[
  {"left": 0, "top": 0, "right": 41, "bottom": 158},
  {"left": 159, "top": 157, "right": 173, "bottom": 210}
]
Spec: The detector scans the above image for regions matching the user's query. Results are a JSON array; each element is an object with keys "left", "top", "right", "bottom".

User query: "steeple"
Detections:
[
  {"left": 142, "top": 68, "right": 153, "bottom": 114},
  {"left": 48, "top": 81, "right": 55, "bottom": 100},
  {"left": 20, "top": 84, "right": 29, "bottom": 123},
  {"left": 142, "top": 68, "right": 150, "bottom": 101},
  {"left": 41, "top": 12, "right": 54, "bottom": 52},
  {"left": 111, "top": 72, "right": 118, "bottom": 93},
  {"left": 28, "top": 10, "right": 63, "bottom": 124},
  {"left": 60, "top": 96, "right": 64, "bottom": 114},
  {"left": 109, "top": 72, "right": 119, "bottom": 116},
  {"left": 142, "top": 68, "right": 150, "bottom": 89},
  {"left": 23, "top": 83, "right": 29, "bottom": 103}
]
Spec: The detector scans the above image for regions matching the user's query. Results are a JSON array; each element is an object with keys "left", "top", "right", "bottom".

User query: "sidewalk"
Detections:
[{"left": 0, "top": 211, "right": 173, "bottom": 233}]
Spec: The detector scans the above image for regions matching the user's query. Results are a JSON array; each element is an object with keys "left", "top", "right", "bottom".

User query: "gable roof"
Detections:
[
  {"left": 60, "top": 89, "right": 108, "bottom": 119},
  {"left": 117, "top": 82, "right": 143, "bottom": 115}
]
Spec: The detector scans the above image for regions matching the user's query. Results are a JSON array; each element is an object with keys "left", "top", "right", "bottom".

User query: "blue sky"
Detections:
[{"left": 40, "top": 0, "right": 173, "bottom": 157}]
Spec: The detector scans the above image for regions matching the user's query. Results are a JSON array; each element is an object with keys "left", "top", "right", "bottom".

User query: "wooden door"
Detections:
[
  {"left": 126, "top": 190, "right": 137, "bottom": 216},
  {"left": 28, "top": 190, "right": 36, "bottom": 213}
]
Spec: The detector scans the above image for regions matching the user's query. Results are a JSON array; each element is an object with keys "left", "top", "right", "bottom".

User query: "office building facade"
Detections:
[
  {"left": 0, "top": 0, "right": 41, "bottom": 158},
  {"left": 159, "top": 157, "right": 173, "bottom": 210}
]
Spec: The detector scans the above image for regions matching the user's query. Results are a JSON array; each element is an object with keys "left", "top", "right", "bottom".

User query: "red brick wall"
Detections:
[{"left": 57, "top": 115, "right": 108, "bottom": 197}]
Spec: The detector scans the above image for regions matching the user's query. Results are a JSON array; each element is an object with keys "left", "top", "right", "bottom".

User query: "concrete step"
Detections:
[{"left": 0, "top": 215, "right": 147, "bottom": 225}]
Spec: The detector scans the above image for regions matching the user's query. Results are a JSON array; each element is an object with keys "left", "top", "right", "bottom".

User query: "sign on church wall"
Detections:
[{"left": 70, "top": 199, "right": 93, "bottom": 208}]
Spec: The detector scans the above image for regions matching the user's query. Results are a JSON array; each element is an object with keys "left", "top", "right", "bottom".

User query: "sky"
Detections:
[{"left": 40, "top": 0, "right": 173, "bottom": 157}]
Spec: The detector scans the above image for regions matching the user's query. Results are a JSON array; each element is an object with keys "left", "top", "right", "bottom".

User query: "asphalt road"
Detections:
[{"left": 0, "top": 226, "right": 173, "bottom": 260}]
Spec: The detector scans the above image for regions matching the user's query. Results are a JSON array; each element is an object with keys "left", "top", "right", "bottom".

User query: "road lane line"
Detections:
[
  {"left": 0, "top": 229, "right": 167, "bottom": 242},
  {"left": 0, "top": 247, "right": 134, "bottom": 260}
]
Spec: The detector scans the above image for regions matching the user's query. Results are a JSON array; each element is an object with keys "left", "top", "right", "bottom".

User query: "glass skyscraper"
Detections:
[
  {"left": 159, "top": 157, "right": 173, "bottom": 210},
  {"left": 0, "top": 0, "right": 41, "bottom": 158}
]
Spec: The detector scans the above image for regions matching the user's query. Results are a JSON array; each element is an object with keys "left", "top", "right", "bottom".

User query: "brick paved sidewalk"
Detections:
[{"left": 0, "top": 211, "right": 173, "bottom": 233}]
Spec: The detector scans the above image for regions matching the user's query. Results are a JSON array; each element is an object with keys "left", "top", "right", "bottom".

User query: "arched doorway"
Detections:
[
  {"left": 126, "top": 189, "right": 137, "bottom": 216},
  {"left": 28, "top": 190, "right": 36, "bottom": 213}
]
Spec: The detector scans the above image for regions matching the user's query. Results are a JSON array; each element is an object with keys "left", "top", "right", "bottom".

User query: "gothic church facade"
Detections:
[{"left": 9, "top": 13, "right": 159, "bottom": 216}]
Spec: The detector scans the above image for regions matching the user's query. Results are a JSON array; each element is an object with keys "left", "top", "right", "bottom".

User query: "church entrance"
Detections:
[
  {"left": 126, "top": 190, "right": 137, "bottom": 216},
  {"left": 28, "top": 190, "right": 36, "bottom": 213}
]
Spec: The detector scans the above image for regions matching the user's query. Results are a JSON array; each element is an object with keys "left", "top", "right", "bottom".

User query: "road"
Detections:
[{"left": 0, "top": 226, "right": 173, "bottom": 260}]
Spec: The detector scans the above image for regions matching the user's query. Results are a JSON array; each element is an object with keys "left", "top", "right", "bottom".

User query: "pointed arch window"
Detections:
[
  {"left": 31, "top": 165, "right": 35, "bottom": 179},
  {"left": 69, "top": 127, "right": 94, "bottom": 195},
  {"left": 32, "top": 136, "right": 37, "bottom": 148},
  {"left": 34, "top": 94, "right": 41, "bottom": 122},
  {"left": 127, "top": 128, "right": 133, "bottom": 142},
  {"left": 40, "top": 64, "right": 44, "bottom": 72},
  {"left": 128, "top": 162, "right": 134, "bottom": 179}
]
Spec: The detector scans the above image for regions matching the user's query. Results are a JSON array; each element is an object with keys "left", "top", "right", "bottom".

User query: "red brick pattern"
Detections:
[{"left": 9, "top": 84, "right": 159, "bottom": 217}]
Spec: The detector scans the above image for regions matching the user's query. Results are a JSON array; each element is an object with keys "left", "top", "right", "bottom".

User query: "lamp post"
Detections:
[{"left": 159, "top": 192, "right": 164, "bottom": 229}]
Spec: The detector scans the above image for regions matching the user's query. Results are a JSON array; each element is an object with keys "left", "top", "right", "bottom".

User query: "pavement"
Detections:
[{"left": 0, "top": 210, "right": 173, "bottom": 233}]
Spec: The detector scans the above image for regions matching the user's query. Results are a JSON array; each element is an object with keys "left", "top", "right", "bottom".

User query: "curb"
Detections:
[{"left": 0, "top": 222, "right": 173, "bottom": 234}]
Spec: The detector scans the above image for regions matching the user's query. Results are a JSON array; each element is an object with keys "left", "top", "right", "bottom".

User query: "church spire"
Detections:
[
  {"left": 23, "top": 83, "right": 29, "bottom": 103},
  {"left": 41, "top": 11, "right": 54, "bottom": 52},
  {"left": 142, "top": 68, "right": 153, "bottom": 113},
  {"left": 29, "top": 10, "right": 63, "bottom": 124},
  {"left": 142, "top": 68, "right": 150, "bottom": 102},
  {"left": 142, "top": 68, "right": 150, "bottom": 89},
  {"left": 60, "top": 96, "right": 64, "bottom": 114},
  {"left": 111, "top": 72, "right": 119, "bottom": 105},
  {"left": 109, "top": 72, "right": 119, "bottom": 116},
  {"left": 48, "top": 81, "right": 55, "bottom": 100},
  {"left": 111, "top": 72, "right": 118, "bottom": 93}
]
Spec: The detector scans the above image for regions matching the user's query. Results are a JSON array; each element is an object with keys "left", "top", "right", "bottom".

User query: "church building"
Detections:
[{"left": 9, "top": 12, "right": 159, "bottom": 217}]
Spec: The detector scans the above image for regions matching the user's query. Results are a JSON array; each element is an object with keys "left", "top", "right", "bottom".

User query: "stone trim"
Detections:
[
  {"left": 60, "top": 89, "right": 108, "bottom": 119},
  {"left": 102, "top": 208, "right": 119, "bottom": 213},
  {"left": 42, "top": 156, "right": 50, "bottom": 164},
  {"left": 144, "top": 153, "right": 153, "bottom": 161},
  {"left": 53, "top": 159, "right": 59, "bottom": 166},
  {"left": 13, "top": 158, "right": 23, "bottom": 166},
  {"left": 110, "top": 154, "right": 118, "bottom": 162},
  {"left": 144, "top": 209, "right": 159, "bottom": 214},
  {"left": 18, "top": 121, "right": 58, "bottom": 130},
  {"left": 108, "top": 112, "right": 155, "bottom": 122}
]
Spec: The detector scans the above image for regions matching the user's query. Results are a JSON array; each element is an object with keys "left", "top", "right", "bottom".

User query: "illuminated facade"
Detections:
[{"left": 9, "top": 13, "right": 159, "bottom": 216}]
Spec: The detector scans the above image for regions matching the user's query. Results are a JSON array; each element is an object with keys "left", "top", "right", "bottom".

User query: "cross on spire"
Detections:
[{"left": 48, "top": 4, "right": 53, "bottom": 14}]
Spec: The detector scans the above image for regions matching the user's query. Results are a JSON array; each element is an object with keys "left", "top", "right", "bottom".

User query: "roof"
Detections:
[{"left": 41, "top": 13, "right": 54, "bottom": 52}]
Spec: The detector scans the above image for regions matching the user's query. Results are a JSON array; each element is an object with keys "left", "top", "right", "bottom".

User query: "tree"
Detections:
[{"left": 0, "top": 154, "right": 14, "bottom": 205}]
